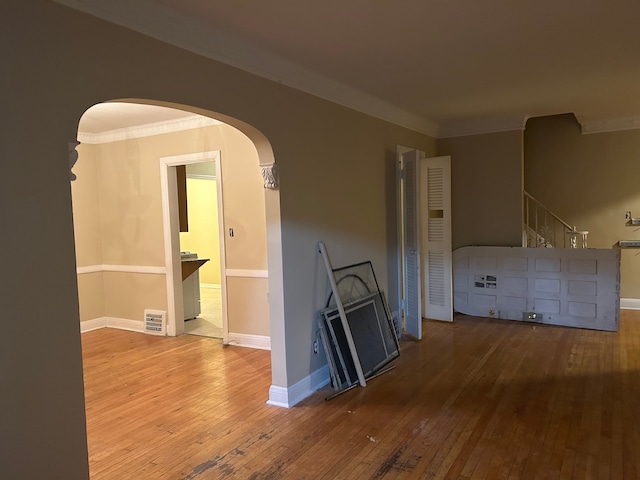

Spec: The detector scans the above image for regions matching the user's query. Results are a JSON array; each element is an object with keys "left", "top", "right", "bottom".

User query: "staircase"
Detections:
[{"left": 523, "top": 191, "right": 588, "bottom": 248}]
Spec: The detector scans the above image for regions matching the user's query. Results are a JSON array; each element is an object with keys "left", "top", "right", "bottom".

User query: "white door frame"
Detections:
[
  {"left": 159, "top": 150, "right": 228, "bottom": 340},
  {"left": 397, "top": 146, "right": 425, "bottom": 338}
]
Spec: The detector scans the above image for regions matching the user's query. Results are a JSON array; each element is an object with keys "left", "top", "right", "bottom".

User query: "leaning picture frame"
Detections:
[{"left": 319, "top": 291, "right": 399, "bottom": 388}]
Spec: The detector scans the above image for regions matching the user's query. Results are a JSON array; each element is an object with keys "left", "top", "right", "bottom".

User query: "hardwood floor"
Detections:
[{"left": 81, "top": 312, "right": 640, "bottom": 479}]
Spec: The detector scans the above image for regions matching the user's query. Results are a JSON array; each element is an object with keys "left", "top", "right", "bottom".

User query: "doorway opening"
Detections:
[
  {"left": 72, "top": 98, "right": 285, "bottom": 405},
  {"left": 179, "top": 160, "right": 224, "bottom": 339},
  {"left": 160, "top": 151, "right": 228, "bottom": 342}
]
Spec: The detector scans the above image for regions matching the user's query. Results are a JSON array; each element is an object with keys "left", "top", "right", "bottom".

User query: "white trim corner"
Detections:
[
  {"left": 266, "top": 364, "right": 330, "bottom": 408},
  {"left": 80, "top": 317, "right": 108, "bottom": 333},
  {"left": 80, "top": 317, "right": 145, "bottom": 333}
]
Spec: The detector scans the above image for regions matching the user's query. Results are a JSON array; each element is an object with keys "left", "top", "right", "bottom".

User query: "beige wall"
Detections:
[
  {"left": 77, "top": 273, "right": 105, "bottom": 321},
  {"left": 226, "top": 277, "right": 270, "bottom": 336},
  {"left": 217, "top": 126, "right": 268, "bottom": 270},
  {"left": 93, "top": 138, "right": 166, "bottom": 267},
  {"left": 437, "top": 130, "right": 524, "bottom": 249},
  {"left": 525, "top": 114, "right": 640, "bottom": 298},
  {"left": 71, "top": 143, "right": 102, "bottom": 266}
]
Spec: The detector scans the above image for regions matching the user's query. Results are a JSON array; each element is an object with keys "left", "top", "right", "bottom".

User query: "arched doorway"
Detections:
[{"left": 72, "top": 99, "right": 285, "bottom": 395}]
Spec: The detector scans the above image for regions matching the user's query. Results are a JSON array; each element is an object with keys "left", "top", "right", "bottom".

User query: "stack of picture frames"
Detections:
[{"left": 317, "top": 242, "right": 400, "bottom": 400}]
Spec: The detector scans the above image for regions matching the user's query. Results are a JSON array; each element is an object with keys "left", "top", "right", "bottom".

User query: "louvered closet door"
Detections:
[
  {"left": 420, "top": 156, "right": 453, "bottom": 322},
  {"left": 401, "top": 150, "right": 422, "bottom": 339}
]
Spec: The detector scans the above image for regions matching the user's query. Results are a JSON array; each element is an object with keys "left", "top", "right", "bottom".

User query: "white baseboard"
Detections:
[
  {"left": 200, "top": 283, "right": 221, "bottom": 289},
  {"left": 80, "top": 317, "right": 144, "bottom": 333},
  {"left": 621, "top": 298, "right": 640, "bottom": 310},
  {"left": 267, "top": 364, "right": 330, "bottom": 408},
  {"left": 80, "top": 317, "right": 107, "bottom": 333},
  {"left": 226, "top": 332, "right": 271, "bottom": 350}
]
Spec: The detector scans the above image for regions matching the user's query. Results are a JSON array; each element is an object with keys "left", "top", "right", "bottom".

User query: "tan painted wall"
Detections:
[
  {"left": 180, "top": 177, "right": 221, "bottom": 285},
  {"left": 437, "top": 130, "right": 524, "bottom": 249},
  {"left": 93, "top": 139, "right": 166, "bottom": 267},
  {"left": 77, "top": 273, "right": 105, "bottom": 321},
  {"left": 525, "top": 114, "right": 640, "bottom": 298},
  {"left": 103, "top": 272, "right": 168, "bottom": 319},
  {"left": 71, "top": 143, "right": 102, "bottom": 267},
  {"left": 217, "top": 127, "right": 268, "bottom": 271},
  {"left": 226, "top": 277, "right": 270, "bottom": 336}
]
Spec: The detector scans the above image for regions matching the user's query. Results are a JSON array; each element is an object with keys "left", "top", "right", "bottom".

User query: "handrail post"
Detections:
[
  {"left": 523, "top": 190, "right": 587, "bottom": 249},
  {"left": 534, "top": 203, "right": 540, "bottom": 247},
  {"left": 525, "top": 196, "right": 530, "bottom": 246}
]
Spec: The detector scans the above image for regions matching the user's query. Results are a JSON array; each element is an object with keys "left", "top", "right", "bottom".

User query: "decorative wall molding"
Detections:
[
  {"left": 76, "top": 264, "right": 167, "bottom": 275},
  {"left": 226, "top": 332, "right": 271, "bottom": 350},
  {"left": 225, "top": 269, "right": 269, "bottom": 278},
  {"left": 80, "top": 317, "right": 145, "bottom": 333},
  {"left": 437, "top": 118, "right": 526, "bottom": 139},
  {"left": 578, "top": 115, "right": 640, "bottom": 135},
  {"left": 261, "top": 164, "right": 278, "bottom": 189},
  {"left": 620, "top": 298, "right": 640, "bottom": 310},
  {"left": 69, "top": 141, "right": 80, "bottom": 181},
  {"left": 77, "top": 115, "right": 222, "bottom": 144},
  {"left": 76, "top": 265, "right": 103, "bottom": 275},
  {"left": 267, "top": 364, "right": 330, "bottom": 408}
]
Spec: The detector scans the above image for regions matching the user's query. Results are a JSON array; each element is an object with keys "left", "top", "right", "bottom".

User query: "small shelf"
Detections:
[
  {"left": 181, "top": 258, "right": 209, "bottom": 281},
  {"left": 618, "top": 240, "right": 640, "bottom": 248}
]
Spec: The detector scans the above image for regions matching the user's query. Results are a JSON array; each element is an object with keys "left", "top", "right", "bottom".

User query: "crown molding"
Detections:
[
  {"left": 437, "top": 116, "right": 527, "bottom": 139},
  {"left": 577, "top": 115, "right": 640, "bottom": 135},
  {"left": 77, "top": 114, "right": 221, "bottom": 144},
  {"left": 54, "top": 0, "right": 438, "bottom": 138}
]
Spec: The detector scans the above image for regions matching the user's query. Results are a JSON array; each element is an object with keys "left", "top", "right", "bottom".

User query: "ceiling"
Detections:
[
  {"left": 60, "top": 0, "right": 640, "bottom": 137},
  {"left": 78, "top": 102, "right": 196, "bottom": 133}
]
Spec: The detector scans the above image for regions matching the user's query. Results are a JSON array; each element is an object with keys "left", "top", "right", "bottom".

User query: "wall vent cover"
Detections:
[{"left": 144, "top": 309, "right": 166, "bottom": 335}]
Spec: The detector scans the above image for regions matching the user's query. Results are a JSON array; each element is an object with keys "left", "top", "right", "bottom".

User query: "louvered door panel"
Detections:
[{"left": 421, "top": 156, "right": 453, "bottom": 322}]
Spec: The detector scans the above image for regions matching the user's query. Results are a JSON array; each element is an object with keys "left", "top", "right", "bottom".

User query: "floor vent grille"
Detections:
[{"left": 144, "top": 309, "right": 166, "bottom": 335}]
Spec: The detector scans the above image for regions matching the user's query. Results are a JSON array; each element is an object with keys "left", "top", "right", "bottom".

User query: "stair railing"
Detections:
[{"left": 523, "top": 191, "right": 588, "bottom": 248}]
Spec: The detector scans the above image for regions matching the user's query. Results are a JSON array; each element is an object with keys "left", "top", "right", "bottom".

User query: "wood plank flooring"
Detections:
[{"left": 82, "top": 312, "right": 640, "bottom": 479}]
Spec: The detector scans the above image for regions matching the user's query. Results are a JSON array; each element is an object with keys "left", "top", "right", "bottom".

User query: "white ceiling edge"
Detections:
[
  {"left": 54, "top": 0, "right": 439, "bottom": 138},
  {"left": 578, "top": 115, "right": 640, "bottom": 135},
  {"left": 78, "top": 114, "right": 221, "bottom": 144}
]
